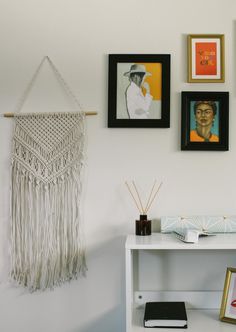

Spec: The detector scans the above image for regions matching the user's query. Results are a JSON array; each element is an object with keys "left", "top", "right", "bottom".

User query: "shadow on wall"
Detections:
[
  {"left": 234, "top": 20, "right": 236, "bottom": 98},
  {"left": 70, "top": 306, "right": 124, "bottom": 332},
  {"left": 69, "top": 234, "right": 126, "bottom": 332},
  {"left": 152, "top": 218, "right": 161, "bottom": 232}
]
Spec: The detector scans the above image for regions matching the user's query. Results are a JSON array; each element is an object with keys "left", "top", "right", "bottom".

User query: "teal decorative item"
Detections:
[{"left": 161, "top": 216, "right": 236, "bottom": 233}]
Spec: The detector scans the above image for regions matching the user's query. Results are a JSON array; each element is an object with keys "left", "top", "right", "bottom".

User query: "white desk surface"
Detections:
[{"left": 126, "top": 233, "right": 236, "bottom": 250}]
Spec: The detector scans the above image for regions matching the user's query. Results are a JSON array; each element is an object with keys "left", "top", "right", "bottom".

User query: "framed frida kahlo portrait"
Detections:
[
  {"left": 220, "top": 267, "right": 236, "bottom": 324},
  {"left": 188, "top": 34, "right": 225, "bottom": 83},
  {"left": 108, "top": 54, "right": 170, "bottom": 128},
  {"left": 181, "top": 91, "right": 229, "bottom": 151}
]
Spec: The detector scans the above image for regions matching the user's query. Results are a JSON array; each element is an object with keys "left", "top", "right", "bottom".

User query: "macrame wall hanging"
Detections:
[{"left": 6, "top": 56, "right": 95, "bottom": 291}]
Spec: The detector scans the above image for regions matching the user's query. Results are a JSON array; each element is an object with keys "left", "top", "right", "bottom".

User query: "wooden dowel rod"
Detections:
[
  {"left": 84, "top": 112, "right": 97, "bottom": 116},
  {"left": 3, "top": 111, "right": 97, "bottom": 118},
  {"left": 3, "top": 113, "right": 14, "bottom": 118}
]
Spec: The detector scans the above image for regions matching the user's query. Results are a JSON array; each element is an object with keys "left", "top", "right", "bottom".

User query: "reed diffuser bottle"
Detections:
[
  {"left": 136, "top": 214, "right": 151, "bottom": 236},
  {"left": 125, "top": 180, "right": 162, "bottom": 236}
]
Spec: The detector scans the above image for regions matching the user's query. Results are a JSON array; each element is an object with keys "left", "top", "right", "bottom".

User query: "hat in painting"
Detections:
[{"left": 124, "top": 64, "right": 151, "bottom": 77}]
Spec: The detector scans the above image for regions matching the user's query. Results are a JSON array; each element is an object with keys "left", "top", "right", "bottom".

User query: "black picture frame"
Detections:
[
  {"left": 108, "top": 54, "right": 170, "bottom": 128},
  {"left": 181, "top": 91, "right": 229, "bottom": 151}
]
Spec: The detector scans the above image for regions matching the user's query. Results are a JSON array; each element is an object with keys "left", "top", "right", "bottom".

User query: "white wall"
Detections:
[{"left": 0, "top": 0, "right": 236, "bottom": 331}]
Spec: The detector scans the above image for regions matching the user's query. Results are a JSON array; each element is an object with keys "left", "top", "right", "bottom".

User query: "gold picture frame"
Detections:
[
  {"left": 220, "top": 267, "right": 236, "bottom": 324},
  {"left": 188, "top": 34, "right": 225, "bottom": 83}
]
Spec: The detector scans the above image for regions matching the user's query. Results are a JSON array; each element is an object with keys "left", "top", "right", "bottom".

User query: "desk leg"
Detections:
[{"left": 126, "top": 248, "right": 133, "bottom": 332}]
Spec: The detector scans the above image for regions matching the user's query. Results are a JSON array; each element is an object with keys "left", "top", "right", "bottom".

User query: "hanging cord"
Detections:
[
  {"left": 45, "top": 56, "right": 84, "bottom": 112},
  {"left": 1, "top": 56, "right": 97, "bottom": 118},
  {"left": 14, "top": 56, "right": 85, "bottom": 114}
]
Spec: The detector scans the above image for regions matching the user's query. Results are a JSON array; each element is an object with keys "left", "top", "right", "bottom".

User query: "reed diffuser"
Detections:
[{"left": 125, "top": 180, "right": 162, "bottom": 236}]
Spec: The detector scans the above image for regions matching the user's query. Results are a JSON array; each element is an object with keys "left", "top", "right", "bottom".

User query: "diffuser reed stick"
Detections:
[
  {"left": 132, "top": 181, "right": 145, "bottom": 214},
  {"left": 144, "top": 180, "right": 157, "bottom": 214},
  {"left": 145, "top": 182, "right": 163, "bottom": 214},
  {"left": 125, "top": 181, "right": 142, "bottom": 213},
  {"left": 125, "top": 180, "right": 162, "bottom": 215}
]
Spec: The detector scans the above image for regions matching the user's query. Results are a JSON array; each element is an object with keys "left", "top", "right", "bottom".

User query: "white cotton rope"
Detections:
[{"left": 10, "top": 111, "right": 87, "bottom": 291}]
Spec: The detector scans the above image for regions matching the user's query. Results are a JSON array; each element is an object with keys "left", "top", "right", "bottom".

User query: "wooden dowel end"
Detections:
[
  {"left": 85, "top": 112, "right": 97, "bottom": 116},
  {"left": 4, "top": 113, "right": 14, "bottom": 118}
]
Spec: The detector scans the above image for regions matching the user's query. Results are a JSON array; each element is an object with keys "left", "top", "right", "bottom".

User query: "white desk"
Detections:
[{"left": 125, "top": 233, "right": 236, "bottom": 332}]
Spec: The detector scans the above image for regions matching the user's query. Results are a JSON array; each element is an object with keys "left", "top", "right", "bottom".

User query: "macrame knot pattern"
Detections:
[{"left": 10, "top": 112, "right": 87, "bottom": 291}]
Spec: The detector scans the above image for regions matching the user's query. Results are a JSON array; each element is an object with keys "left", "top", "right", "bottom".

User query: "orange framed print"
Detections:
[
  {"left": 188, "top": 34, "right": 225, "bottom": 83},
  {"left": 220, "top": 267, "right": 236, "bottom": 324}
]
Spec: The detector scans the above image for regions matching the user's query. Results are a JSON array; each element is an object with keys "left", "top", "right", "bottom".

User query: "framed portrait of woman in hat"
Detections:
[
  {"left": 108, "top": 54, "right": 170, "bottom": 128},
  {"left": 181, "top": 91, "right": 229, "bottom": 151}
]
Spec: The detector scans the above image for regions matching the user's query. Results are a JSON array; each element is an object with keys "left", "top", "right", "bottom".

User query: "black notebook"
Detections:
[{"left": 143, "top": 302, "right": 187, "bottom": 328}]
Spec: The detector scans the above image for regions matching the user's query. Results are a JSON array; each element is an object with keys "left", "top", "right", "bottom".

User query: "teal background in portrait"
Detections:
[{"left": 190, "top": 101, "right": 219, "bottom": 136}]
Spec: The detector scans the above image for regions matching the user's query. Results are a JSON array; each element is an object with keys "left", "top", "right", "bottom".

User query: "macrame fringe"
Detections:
[
  {"left": 11, "top": 161, "right": 87, "bottom": 291},
  {"left": 10, "top": 112, "right": 87, "bottom": 292}
]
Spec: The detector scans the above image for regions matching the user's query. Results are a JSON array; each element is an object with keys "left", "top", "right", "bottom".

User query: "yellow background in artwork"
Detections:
[{"left": 138, "top": 63, "right": 162, "bottom": 100}]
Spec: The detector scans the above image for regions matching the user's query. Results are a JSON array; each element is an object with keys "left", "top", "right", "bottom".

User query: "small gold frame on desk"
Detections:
[{"left": 220, "top": 267, "right": 236, "bottom": 324}]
